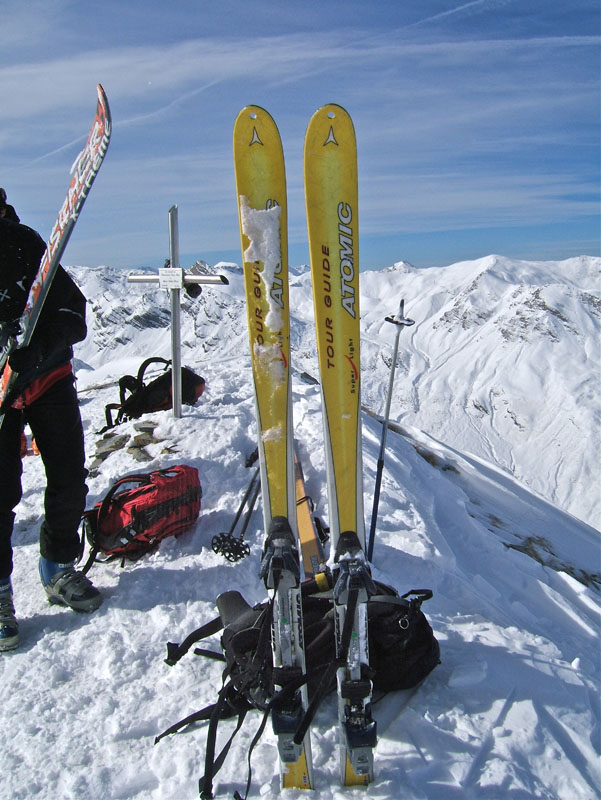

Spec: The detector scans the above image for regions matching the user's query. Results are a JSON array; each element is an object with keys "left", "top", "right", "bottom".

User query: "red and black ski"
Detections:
[{"left": 0, "top": 84, "right": 111, "bottom": 422}]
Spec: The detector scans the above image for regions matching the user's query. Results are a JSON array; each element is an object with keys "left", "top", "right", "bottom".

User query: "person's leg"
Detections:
[
  {"left": 0, "top": 406, "right": 24, "bottom": 648},
  {"left": 27, "top": 375, "right": 102, "bottom": 612},
  {"left": 27, "top": 375, "right": 88, "bottom": 563}
]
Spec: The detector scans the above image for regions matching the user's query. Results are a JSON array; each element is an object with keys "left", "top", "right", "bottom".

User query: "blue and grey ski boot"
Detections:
[
  {"left": 39, "top": 558, "right": 103, "bottom": 612},
  {"left": 0, "top": 580, "right": 19, "bottom": 651}
]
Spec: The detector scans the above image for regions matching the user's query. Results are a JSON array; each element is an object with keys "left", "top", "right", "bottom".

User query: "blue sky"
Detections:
[{"left": 1, "top": 0, "right": 599, "bottom": 270}]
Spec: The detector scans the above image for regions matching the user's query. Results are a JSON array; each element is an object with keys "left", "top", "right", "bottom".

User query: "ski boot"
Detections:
[
  {"left": 0, "top": 580, "right": 19, "bottom": 651},
  {"left": 39, "top": 558, "right": 103, "bottom": 613}
]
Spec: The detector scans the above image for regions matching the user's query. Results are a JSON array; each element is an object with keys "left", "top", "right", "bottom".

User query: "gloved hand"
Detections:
[
  {"left": 0, "top": 320, "right": 21, "bottom": 352},
  {"left": 9, "top": 344, "right": 41, "bottom": 374}
]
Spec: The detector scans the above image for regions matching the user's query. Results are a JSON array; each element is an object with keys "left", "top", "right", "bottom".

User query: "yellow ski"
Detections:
[
  {"left": 304, "top": 103, "right": 376, "bottom": 786},
  {"left": 303, "top": 103, "right": 364, "bottom": 545},
  {"left": 233, "top": 105, "right": 292, "bottom": 524},
  {"left": 233, "top": 105, "right": 313, "bottom": 791}
]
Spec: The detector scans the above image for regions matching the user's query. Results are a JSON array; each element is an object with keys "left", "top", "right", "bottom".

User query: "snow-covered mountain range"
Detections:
[{"left": 1, "top": 255, "right": 599, "bottom": 800}]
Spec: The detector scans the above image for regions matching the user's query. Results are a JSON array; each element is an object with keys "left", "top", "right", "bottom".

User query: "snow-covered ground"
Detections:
[{"left": 0, "top": 256, "right": 599, "bottom": 799}]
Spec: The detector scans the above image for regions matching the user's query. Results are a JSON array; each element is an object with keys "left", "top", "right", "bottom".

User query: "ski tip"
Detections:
[
  {"left": 304, "top": 103, "right": 356, "bottom": 154},
  {"left": 235, "top": 104, "right": 274, "bottom": 124},
  {"left": 96, "top": 83, "right": 109, "bottom": 107},
  {"left": 312, "top": 102, "right": 350, "bottom": 117},
  {"left": 95, "top": 84, "right": 112, "bottom": 131},
  {"left": 307, "top": 103, "right": 354, "bottom": 132},
  {"left": 233, "top": 105, "right": 283, "bottom": 157}
]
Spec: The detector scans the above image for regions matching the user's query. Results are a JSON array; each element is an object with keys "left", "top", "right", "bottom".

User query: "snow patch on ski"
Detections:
[
  {"left": 239, "top": 195, "right": 284, "bottom": 332},
  {"left": 253, "top": 340, "right": 286, "bottom": 383},
  {"left": 261, "top": 423, "right": 284, "bottom": 443}
]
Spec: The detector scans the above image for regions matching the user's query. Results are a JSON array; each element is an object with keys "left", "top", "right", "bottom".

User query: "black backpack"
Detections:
[
  {"left": 103, "top": 357, "right": 205, "bottom": 430},
  {"left": 156, "top": 571, "right": 440, "bottom": 799}
]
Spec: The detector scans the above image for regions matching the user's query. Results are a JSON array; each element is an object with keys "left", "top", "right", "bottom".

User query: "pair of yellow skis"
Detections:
[{"left": 233, "top": 104, "right": 374, "bottom": 791}]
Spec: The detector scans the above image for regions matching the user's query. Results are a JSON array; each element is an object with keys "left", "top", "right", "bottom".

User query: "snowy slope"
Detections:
[
  {"left": 0, "top": 257, "right": 599, "bottom": 800},
  {"left": 359, "top": 256, "right": 600, "bottom": 530}
]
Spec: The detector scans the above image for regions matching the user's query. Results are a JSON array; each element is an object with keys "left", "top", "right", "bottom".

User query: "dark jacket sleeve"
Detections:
[
  {"left": 0, "top": 218, "right": 88, "bottom": 390},
  {"left": 35, "top": 266, "right": 88, "bottom": 352},
  {"left": 10, "top": 267, "right": 88, "bottom": 390}
]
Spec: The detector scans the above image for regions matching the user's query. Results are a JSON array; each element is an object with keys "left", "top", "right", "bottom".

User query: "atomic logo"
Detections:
[
  {"left": 249, "top": 127, "right": 263, "bottom": 146},
  {"left": 323, "top": 126, "right": 338, "bottom": 146}
]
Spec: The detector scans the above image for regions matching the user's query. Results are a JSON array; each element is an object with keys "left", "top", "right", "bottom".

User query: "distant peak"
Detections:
[{"left": 390, "top": 260, "right": 417, "bottom": 271}]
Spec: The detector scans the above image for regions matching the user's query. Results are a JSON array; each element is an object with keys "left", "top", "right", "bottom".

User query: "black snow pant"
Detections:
[{"left": 0, "top": 374, "right": 88, "bottom": 581}]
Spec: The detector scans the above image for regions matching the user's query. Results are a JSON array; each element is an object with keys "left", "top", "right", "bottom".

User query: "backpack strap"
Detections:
[
  {"left": 365, "top": 589, "right": 433, "bottom": 626},
  {"left": 79, "top": 509, "right": 101, "bottom": 575},
  {"left": 96, "top": 471, "right": 153, "bottom": 534},
  {"left": 164, "top": 615, "right": 224, "bottom": 666},
  {"left": 401, "top": 588, "right": 433, "bottom": 605},
  {"left": 118, "top": 373, "right": 143, "bottom": 406},
  {"left": 158, "top": 601, "right": 274, "bottom": 800},
  {"left": 155, "top": 617, "right": 235, "bottom": 748},
  {"left": 231, "top": 666, "right": 312, "bottom": 800},
  {"left": 202, "top": 596, "right": 276, "bottom": 800},
  {"left": 100, "top": 402, "right": 124, "bottom": 432},
  {"left": 199, "top": 675, "right": 248, "bottom": 800},
  {"left": 229, "top": 705, "right": 271, "bottom": 800},
  {"left": 137, "top": 356, "right": 170, "bottom": 385},
  {"left": 79, "top": 474, "right": 155, "bottom": 572},
  {"left": 154, "top": 701, "right": 222, "bottom": 744},
  {"left": 291, "top": 607, "right": 356, "bottom": 749},
  {"left": 154, "top": 679, "right": 250, "bottom": 784}
]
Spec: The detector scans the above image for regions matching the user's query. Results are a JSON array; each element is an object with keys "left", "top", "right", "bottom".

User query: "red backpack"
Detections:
[{"left": 81, "top": 465, "right": 201, "bottom": 571}]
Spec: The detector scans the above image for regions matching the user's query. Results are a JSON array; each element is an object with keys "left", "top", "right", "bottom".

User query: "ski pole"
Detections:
[
  {"left": 212, "top": 467, "right": 260, "bottom": 561},
  {"left": 212, "top": 476, "right": 260, "bottom": 563},
  {"left": 226, "top": 467, "right": 259, "bottom": 535},
  {"left": 230, "top": 477, "right": 261, "bottom": 556},
  {"left": 367, "top": 299, "right": 415, "bottom": 562}
]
